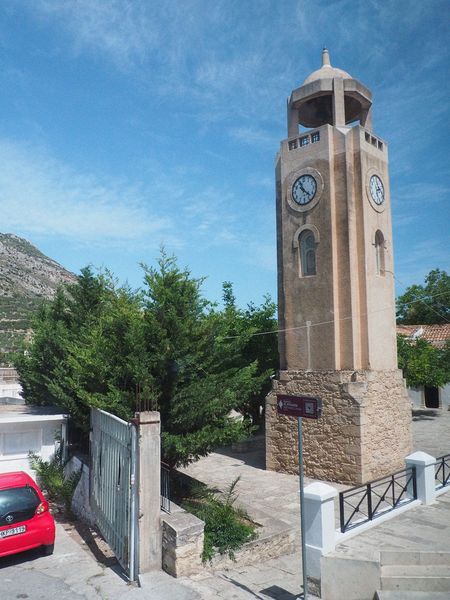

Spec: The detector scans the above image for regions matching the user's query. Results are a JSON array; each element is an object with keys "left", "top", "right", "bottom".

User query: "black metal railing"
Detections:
[
  {"left": 339, "top": 467, "right": 416, "bottom": 533},
  {"left": 435, "top": 454, "right": 450, "bottom": 490},
  {"left": 161, "top": 462, "right": 171, "bottom": 513}
]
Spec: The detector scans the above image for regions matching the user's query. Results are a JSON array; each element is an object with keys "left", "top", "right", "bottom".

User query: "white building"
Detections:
[
  {"left": 397, "top": 324, "right": 450, "bottom": 410},
  {"left": 0, "top": 368, "right": 67, "bottom": 478}
]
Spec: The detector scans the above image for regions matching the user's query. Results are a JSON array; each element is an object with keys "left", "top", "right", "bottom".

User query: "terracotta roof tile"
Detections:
[{"left": 397, "top": 323, "right": 450, "bottom": 348}]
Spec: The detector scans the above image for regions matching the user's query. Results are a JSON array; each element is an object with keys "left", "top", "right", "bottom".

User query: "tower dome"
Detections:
[
  {"left": 302, "top": 48, "right": 352, "bottom": 85},
  {"left": 287, "top": 49, "right": 373, "bottom": 134}
]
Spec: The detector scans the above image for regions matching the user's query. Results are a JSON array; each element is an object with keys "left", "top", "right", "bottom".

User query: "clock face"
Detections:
[
  {"left": 292, "top": 174, "right": 317, "bottom": 206},
  {"left": 369, "top": 175, "right": 385, "bottom": 205}
]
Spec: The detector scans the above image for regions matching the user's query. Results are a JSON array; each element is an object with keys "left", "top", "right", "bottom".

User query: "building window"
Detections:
[
  {"left": 311, "top": 132, "right": 320, "bottom": 143},
  {"left": 375, "top": 230, "right": 385, "bottom": 276},
  {"left": 300, "top": 230, "right": 316, "bottom": 276},
  {"left": 365, "top": 132, "right": 370, "bottom": 142},
  {"left": 371, "top": 136, "right": 377, "bottom": 146},
  {"left": 289, "top": 139, "right": 298, "bottom": 150},
  {"left": 378, "top": 140, "right": 383, "bottom": 151},
  {"left": 300, "top": 136, "right": 309, "bottom": 147}
]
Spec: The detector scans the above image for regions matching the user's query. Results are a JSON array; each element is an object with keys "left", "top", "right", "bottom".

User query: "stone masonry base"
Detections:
[
  {"left": 162, "top": 503, "right": 296, "bottom": 577},
  {"left": 266, "top": 369, "right": 412, "bottom": 485}
]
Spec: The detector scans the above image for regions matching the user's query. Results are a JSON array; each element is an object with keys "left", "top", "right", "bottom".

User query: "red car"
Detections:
[{"left": 0, "top": 471, "right": 55, "bottom": 558}]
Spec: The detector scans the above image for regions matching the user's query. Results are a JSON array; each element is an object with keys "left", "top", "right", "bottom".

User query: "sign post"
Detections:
[{"left": 277, "top": 395, "right": 322, "bottom": 600}]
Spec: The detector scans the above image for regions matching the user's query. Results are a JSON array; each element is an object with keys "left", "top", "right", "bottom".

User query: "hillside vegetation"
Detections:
[{"left": 0, "top": 233, "right": 76, "bottom": 357}]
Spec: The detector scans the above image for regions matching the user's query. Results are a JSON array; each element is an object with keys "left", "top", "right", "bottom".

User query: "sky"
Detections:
[{"left": 0, "top": 0, "right": 449, "bottom": 308}]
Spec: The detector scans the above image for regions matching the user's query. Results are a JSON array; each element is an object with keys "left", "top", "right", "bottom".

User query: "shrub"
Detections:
[
  {"left": 29, "top": 448, "right": 81, "bottom": 512},
  {"left": 181, "top": 476, "right": 257, "bottom": 561}
]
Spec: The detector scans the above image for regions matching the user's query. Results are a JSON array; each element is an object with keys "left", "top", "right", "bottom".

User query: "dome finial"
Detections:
[{"left": 322, "top": 47, "right": 331, "bottom": 67}]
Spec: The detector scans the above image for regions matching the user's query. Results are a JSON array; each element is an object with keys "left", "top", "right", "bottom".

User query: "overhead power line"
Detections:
[{"left": 223, "top": 278, "right": 449, "bottom": 340}]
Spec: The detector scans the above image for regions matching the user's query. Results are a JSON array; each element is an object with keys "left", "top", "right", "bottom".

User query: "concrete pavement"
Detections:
[
  {"left": 412, "top": 408, "right": 450, "bottom": 458},
  {"left": 0, "top": 522, "right": 304, "bottom": 600},
  {"left": 178, "top": 409, "right": 450, "bottom": 599},
  {"left": 0, "top": 523, "right": 201, "bottom": 600}
]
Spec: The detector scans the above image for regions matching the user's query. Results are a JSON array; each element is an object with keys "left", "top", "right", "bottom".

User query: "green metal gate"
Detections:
[{"left": 90, "top": 408, "right": 138, "bottom": 580}]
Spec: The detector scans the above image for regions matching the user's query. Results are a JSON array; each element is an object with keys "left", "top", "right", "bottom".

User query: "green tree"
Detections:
[
  {"left": 397, "top": 335, "right": 450, "bottom": 388},
  {"left": 396, "top": 269, "right": 450, "bottom": 324},
  {"left": 15, "top": 268, "right": 148, "bottom": 433},
  {"left": 214, "top": 282, "right": 278, "bottom": 427},
  {"left": 141, "top": 253, "right": 254, "bottom": 466},
  {"left": 16, "top": 254, "right": 265, "bottom": 468}
]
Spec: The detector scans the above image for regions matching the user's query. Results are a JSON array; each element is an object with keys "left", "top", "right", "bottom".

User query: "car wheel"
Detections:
[{"left": 43, "top": 544, "right": 54, "bottom": 556}]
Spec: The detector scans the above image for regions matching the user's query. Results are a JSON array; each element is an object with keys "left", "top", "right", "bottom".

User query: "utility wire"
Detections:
[
  {"left": 222, "top": 281, "right": 450, "bottom": 340},
  {"left": 391, "top": 273, "right": 450, "bottom": 324}
]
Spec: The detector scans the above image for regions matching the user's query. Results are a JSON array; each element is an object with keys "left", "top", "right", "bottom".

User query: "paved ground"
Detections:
[
  {"left": 0, "top": 523, "right": 200, "bottom": 600},
  {"left": 328, "top": 490, "right": 450, "bottom": 562},
  {"left": 181, "top": 439, "right": 347, "bottom": 537},
  {"left": 1, "top": 409, "right": 449, "bottom": 600},
  {"left": 411, "top": 407, "right": 450, "bottom": 458},
  {"left": 178, "top": 409, "right": 450, "bottom": 599}
]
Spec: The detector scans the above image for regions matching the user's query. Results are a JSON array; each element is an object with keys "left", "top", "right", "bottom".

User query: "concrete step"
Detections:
[
  {"left": 375, "top": 591, "right": 450, "bottom": 600},
  {"left": 381, "top": 550, "right": 450, "bottom": 566},
  {"left": 381, "top": 564, "right": 450, "bottom": 592}
]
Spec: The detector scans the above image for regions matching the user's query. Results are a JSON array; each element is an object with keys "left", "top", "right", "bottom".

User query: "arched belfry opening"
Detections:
[{"left": 287, "top": 48, "right": 373, "bottom": 137}]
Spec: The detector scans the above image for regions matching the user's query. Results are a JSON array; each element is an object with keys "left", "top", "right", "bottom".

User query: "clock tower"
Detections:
[{"left": 265, "top": 50, "right": 412, "bottom": 484}]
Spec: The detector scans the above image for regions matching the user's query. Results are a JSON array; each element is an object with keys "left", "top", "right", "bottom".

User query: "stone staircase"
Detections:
[{"left": 374, "top": 550, "right": 450, "bottom": 598}]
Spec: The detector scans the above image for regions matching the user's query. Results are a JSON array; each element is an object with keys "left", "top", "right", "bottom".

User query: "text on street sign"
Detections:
[{"left": 276, "top": 395, "right": 322, "bottom": 419}]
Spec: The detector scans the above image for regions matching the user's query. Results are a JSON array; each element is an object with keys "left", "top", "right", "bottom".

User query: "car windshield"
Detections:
[{"left": 0, "top": 485, "right": 40, "bottom": 526}]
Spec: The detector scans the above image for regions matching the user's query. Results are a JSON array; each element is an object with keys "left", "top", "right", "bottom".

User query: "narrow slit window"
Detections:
[
  {"left": 375, "top": 230, "right": 385, "bottom": 276},
  {"left": 300, "top": 230, "right": 316, "bottom": 276}
]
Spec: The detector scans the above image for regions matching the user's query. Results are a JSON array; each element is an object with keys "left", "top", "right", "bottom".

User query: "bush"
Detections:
[
  {"left": 29, "top": 448, "right": 81, "bottom": 512},
  {"left": 181, "top": 476, "right": 257, "bottom": 562}
]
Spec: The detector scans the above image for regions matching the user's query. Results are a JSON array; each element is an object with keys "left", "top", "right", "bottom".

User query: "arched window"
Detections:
[
  {"left": 375, "top": 230, "right": 385, "bottom": 276},
  {"left": 300, "top": 230, "right": 316, "bottom": 276}
]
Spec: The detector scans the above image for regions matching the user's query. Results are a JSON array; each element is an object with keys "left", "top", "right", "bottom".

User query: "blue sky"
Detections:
[{"left": 0, "top": 0, "right": 449, "bottom": 307}]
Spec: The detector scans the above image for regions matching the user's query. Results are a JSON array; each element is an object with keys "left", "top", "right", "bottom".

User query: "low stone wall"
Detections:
[
  {"left": 162, "top": 505, "right": 205, "bottom": 577},
  {"left": 162, "top": 502, "right": 296, "bottom": 577},
  {"left": 207, "top": 516, "right": 295, "bottom": 571},
  {"left": 266, "top": 369, "right": 412, "bottom": 484}
]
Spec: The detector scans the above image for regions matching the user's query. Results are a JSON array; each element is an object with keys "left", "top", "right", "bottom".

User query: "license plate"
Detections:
[{"left": 0, "top": 525, "right": 26, "bottom": 538}]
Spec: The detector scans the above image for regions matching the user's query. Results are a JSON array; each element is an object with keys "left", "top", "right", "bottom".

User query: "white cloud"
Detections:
[
  {"left": 246, "top": 173, "right": 273, "bottom": 189},
  {"left": 0, "top": 139, "right": 170, "bottom": 245},
  {"left": 395, "top": 182, "right": 450, "bottom": 204},
  {"left": 229, "top": 126, "right": 278, "bottom": 147},
  {"left": 182, "top": 187, "right": 238, "bottom": 242},
  {"left": 0, "top": 137, "right": 257, "bottom": 255},
  {"left": 245, "top": 241, "right": 277, "bottom": 273},
  {"left": 23, "top": 1, "right": 293, "bottom": 123},
  {"left": 32, "top": 0, "right": 159, "bottom": 69}
]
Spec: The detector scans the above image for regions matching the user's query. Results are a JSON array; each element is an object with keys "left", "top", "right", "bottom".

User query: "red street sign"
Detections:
[{"left": 276, "top": 395, "right": 322, "bottom": 419}]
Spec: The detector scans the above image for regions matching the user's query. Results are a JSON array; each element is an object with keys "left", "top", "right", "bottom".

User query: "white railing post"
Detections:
[
  {"left": 405, "top": 451, "right": 436, "bottom": 505},
  {"left": 304, "top": 482, "right": 338, "bottom": 591}
]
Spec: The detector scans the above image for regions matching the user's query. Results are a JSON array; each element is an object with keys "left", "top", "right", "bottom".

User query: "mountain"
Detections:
[{"left": 0, "top": 233, "right": 77, "bottom": 357}]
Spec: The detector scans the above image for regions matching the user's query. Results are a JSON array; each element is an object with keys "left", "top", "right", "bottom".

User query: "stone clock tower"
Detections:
[{"left": 265, "top": 50, "right": 412, "bottom": 485}]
